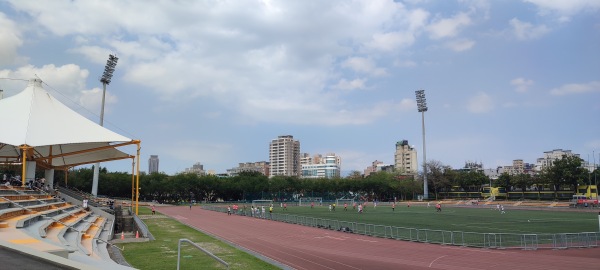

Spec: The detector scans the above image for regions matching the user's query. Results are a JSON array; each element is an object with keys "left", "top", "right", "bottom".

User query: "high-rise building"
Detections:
[
  {"left": 301, "top": 153, "right": 341, "bottom": 179},
  {"left": 148, "top": 155, "right": 159, "bottom": 173},
  {"left": 394, "top": 140, "right": 417, "bottom": 174},
  {"left": 269, "top": 135, "right": 301, "bottom": 177}
]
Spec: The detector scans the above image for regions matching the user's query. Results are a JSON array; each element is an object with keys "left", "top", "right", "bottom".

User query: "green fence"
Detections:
[{"left": 202, "top": 205, "right": 599, "bottom": 250}]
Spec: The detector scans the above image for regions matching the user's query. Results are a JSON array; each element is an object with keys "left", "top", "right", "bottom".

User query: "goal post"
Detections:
[
  {"left": 299, "top": 197, "right": 322, "bottom": 206},
  {"left": 251, "top": 200, "right": 273, "bottom": 208},
  {"left": 336, "top": 198, "right": 354, "bottom": 207}
]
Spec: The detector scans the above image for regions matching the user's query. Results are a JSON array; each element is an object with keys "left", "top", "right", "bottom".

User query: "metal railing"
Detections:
[
  {"left": 202, "top": 205, "right": 599, "bottom": 250},
  {"left": 177, "top": 238, "right": 229, "bottom": 270}
]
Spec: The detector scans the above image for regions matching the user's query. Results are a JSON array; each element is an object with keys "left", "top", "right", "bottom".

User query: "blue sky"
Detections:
[{"left": 1, "top": 0, "right": 599, "bottom": 175}]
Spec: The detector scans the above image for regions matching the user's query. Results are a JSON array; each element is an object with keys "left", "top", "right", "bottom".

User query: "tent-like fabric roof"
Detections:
[{"left": 0, "top": 78, "right": 137, "bottom": 169}]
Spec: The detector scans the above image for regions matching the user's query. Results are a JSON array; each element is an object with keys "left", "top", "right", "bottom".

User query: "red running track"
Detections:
[{"left": 158, "top": 206, "right": 600, "bottom": 270}]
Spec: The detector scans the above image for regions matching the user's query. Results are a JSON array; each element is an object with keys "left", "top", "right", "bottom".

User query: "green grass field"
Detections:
[
  {"left": 120, "top": 207, "right": 279, "bottom": 270},
  {"left": 247, "top": 203, "right": 599, "bottom": 234}
]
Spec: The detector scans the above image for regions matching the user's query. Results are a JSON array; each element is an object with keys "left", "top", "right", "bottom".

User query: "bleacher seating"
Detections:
[{"left": 0, "top": 186, "right": 135, "bottom": 269}]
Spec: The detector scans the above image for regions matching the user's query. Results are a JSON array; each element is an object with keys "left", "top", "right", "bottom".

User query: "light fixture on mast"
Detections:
[
  {"left": 92, "top": 54, "right": 119, "bottom": 196},
  {"left": 415, "top": 89, "right": 428, "bottom": 200}
]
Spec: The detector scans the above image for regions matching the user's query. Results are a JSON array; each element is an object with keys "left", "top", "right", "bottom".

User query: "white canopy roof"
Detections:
[{"left": 0, "top": 78, "right": 137, "bottom": 169}]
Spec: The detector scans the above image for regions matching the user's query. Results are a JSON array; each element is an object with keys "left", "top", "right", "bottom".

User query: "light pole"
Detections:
[
  {"left": 415, "top": 89, "right": 428, "bottom": 200},
  {"left": 92, "top": 54, "right": 119, "bottom": 196}
]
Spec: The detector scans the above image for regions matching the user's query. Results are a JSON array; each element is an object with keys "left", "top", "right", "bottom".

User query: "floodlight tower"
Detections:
[
  {"left": 415, "top": 89, "right": 428, "bottom": 200},
  {"left": 92, "top": 54, "right": 119, "bottom": 196}
]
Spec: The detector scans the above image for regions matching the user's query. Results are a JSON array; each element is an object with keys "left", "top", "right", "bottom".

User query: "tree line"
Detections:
[{"left": 31, "top": 155, "right": 598, "bottom": 202}]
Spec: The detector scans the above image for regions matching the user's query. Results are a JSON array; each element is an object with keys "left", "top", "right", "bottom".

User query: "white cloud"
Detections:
[
  {"left": 0, "top": 63, "right": 116, "bottom": 119},
  {"left": 367, "top": 31, "right": 416, "bottom": 51},
  {"left": 0, "top": 13, "right": 24, "bottom": 65},
  {"left": 550, "top": 81, "right": 600, "bottom": 96},
  {"left": 398, "top": 98, "right": 416, "bottom": 111},
  {"left": 467, "top": 92, "right": 494, "bottom": 113},
  {"left": 427, "top": 12, "right": 471, "bottom": 39},
  {"left": 6, "top": 1, "right": 435, "bottom": 126},
  {"left": 524, "top": 0, "right": 600, "bottom": 15},
  {"left": 509, "top": 18, "right": 550, "bottom": 40},
  {"left": 342, "top": 57, "right": 387, "bottom": 76},
  {"left": 446, "top": 39, "right": 475, "bottom": 51},
  {"left": 333, "top": 78, "right": 367, "bottom": 90},
  {"left": 510, "top": 77, "right": 534, "bottom": 93}
]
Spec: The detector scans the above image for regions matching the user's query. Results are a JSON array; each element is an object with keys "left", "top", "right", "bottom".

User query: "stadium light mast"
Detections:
[
  {"left": 92, "top": 54, "right": 119, "bottom": 196},
  {"left": 415, "top": 89, "right": 428, "bottom": 200}
]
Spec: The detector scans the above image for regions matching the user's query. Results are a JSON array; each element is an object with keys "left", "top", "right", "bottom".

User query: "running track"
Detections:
[{"left": 158, "top": 206, "right": 599, "bottom": 270}]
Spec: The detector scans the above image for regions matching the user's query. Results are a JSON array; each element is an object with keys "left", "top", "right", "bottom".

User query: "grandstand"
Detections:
[{"left": 0, "top": 185, "right": 140, "bottom": 269}]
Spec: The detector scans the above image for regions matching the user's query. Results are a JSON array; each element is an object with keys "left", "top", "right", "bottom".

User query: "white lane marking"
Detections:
[{"left": 429, "top": 255, "right": 447, "bottom": 267}]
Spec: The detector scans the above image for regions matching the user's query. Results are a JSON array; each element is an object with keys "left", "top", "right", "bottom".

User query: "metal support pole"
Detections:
[
  {"left": 91, "top": 82, "right": 107, "bottom": 196},
  {"left": 93, "top": 54, "right": 118, "bottom": 196},
  {"left": 415, "top": 89, "right": 428, "bottom": 200},
  {"left": 421, "top": 111, "right": 428, "bottom": 200}
]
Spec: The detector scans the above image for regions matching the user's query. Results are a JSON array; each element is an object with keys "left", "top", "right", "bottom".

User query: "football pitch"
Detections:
[{"left": 262, "top": 204, "right": 599, "bottom": 234}]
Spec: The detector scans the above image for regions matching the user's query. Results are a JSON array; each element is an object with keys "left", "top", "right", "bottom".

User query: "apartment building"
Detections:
[
  {"left": 394, "top": 140, "right": 417, "bottom": 174},
  {"left": 269, "top": 135, "right": 301, "bottom": 177}
]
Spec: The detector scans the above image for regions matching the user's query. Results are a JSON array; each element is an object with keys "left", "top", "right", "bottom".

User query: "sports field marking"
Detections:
[
  {"left": 429, "top": 255, "right": 447, "bottom": 267},
  {"left": 355, "top": 238, "right": 377, "bottom": 243},
  {"left": 173, "top": 215, "right": 188, "bottom": 220},
  {"left": 314, "top": 235, "right": 346, "bottom": 241},
  {"left": 440, "top": 246, "right": 513, "bottom": 254}
]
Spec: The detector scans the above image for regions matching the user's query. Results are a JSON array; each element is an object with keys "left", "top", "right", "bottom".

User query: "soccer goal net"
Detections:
[
  {"left": 336, "top": 199, "right": 354, "bottom": 207},
  {"left": 299, "top": 197, "right": 322, "bottom": 206},
  {"left": 251, "top": 200, "right": 273, "bottom": 208}
]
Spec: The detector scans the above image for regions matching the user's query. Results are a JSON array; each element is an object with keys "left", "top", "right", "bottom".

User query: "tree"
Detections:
[
  {"left": 425, "top": 160, "right": 451, "bottom": 200},
  {"left": 347, "top": 170, "right": 363, "bottom": 180},
  {"left": 496, "top": 172, "right": 512, "bottom": 191},
  {"left": 545, "top": 155, "right": 588, "bottom": 197},
  {"left": 510, "top": 173, "right": 533, "bottom": 193}
]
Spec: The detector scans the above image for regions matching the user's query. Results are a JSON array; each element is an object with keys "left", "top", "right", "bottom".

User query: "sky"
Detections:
[{"left": 0, "top": 0, "right": 599, "bottom": 176}]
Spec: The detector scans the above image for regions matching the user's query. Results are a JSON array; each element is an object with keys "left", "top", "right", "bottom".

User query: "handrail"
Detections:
[
  {"left": 177, "top": 238, "right": 229, "bottom": 270},
  {"left": 94, "top": 236, "right": 124, "bottom": 251},
  {"left": 0, "top": 196, "right": 34, "bottom": 212}
]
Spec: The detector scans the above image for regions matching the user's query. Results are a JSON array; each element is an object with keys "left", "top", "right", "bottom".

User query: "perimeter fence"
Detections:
[{"left": 201, "top": 205, "right": 599, "bottom": 250}]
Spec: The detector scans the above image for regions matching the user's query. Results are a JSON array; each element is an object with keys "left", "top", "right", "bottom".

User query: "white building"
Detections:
[
  {"left": 269, "top": 135, "right": 301, "bottom": 177},
  {"left": 301, "top": 153, "right": 341, "bottom": 179},
  {"left": 535, "top": 149, "right": 580, "bottom": 171}
]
